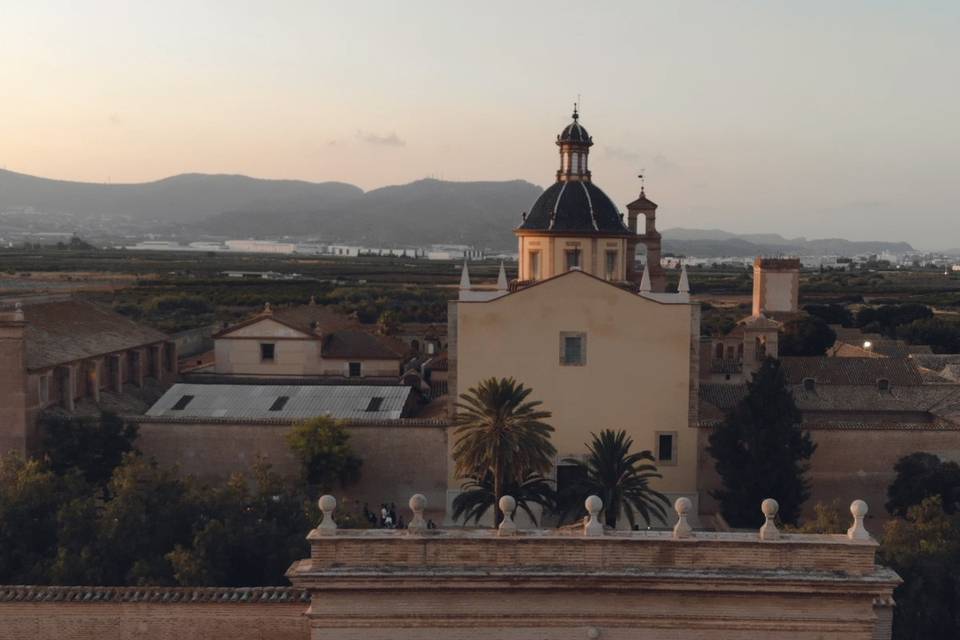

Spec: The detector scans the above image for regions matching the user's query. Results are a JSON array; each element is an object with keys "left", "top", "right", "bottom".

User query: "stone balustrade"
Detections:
[{"left": 287, "top": 493, "right": 900, "bottom": 639}]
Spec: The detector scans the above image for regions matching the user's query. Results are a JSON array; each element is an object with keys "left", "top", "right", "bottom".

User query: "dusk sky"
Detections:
[{"left": 1, "top": 1, "right": 957, "bottom": 248}]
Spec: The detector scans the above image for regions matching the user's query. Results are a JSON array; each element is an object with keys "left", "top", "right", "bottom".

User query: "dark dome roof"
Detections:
[
  {"left": 519, "top": 181, "right": 630, "bottom": 234},
  {"left": 558, "top": 117, "right": 591, "bottom": 144}
]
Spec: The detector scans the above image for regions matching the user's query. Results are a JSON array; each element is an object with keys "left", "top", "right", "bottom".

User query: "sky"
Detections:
[{"left": 1, "top": 1, "right": 958, "bottom": 248}]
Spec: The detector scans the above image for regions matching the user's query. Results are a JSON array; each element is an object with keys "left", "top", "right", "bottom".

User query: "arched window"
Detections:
[{"left": 755, "top": 336, "right": 767, "bottom": 361}]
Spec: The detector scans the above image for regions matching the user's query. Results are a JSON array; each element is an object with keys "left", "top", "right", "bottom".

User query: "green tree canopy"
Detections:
[
  {"left": 167, "top": 460, "right": 311, "bottom": 586},
  {"left": 778, "top": 316, "right": 837, "bottom": 356},
  {"left": 857, "top": 303, "right": 933, "bottom": 337},
  {"left": 560, "top": 429, "right": 669, "bottom": 529},
  {"left": 886, "top": 452, "right": 960, "bottom": 517},
  {"left": 286, "top": 416, "right": 362, "bottom": 495},
  {"left": 452, "top": 377, "right": 556, "bottom": 525},
  {"left": 803, "top": 303, "right": 854, "bottom": 327},
  {"left": 41, "top": 411, "right": 138, "bottom": 488},
  {"left": 707, "top": 358, "right": 816, "bottom": 527},
  {"left": 896, "top": 318, "right": 960, "bottom": 354},
  {"left": 881, "top": 497, "right": 960, "bottom": 640},
  {"left": 451, "top": 472, "right": 556, "bottom": 526}
]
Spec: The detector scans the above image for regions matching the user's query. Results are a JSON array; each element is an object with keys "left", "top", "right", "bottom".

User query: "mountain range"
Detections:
[{"left": 0, "top": 169, "right": 915, "bottom": 255}]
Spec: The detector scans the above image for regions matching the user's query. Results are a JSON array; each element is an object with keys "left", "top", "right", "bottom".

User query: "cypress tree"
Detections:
[{"left": 707, "top": 358, "right": 816, "bottom": 527}]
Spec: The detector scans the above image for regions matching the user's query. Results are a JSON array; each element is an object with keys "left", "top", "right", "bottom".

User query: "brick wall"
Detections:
[{"left": 0, "top": 587, "right": 308, "bottom": 640}]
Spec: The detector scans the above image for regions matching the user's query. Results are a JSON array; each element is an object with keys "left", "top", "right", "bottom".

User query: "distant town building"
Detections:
[{"left": 213, "top": 301, "right": 410, "bottom": 378}]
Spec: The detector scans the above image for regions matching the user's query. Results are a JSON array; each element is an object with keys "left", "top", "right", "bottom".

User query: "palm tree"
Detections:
[
  {"left": 451, "top": 472, "right": 556, "bottom": 526},
  {"left": 452, "top": 377, "right": 556, "bottom": 525},
  {"left": 561, "top": 429, "right": 669, "bottom": 529}
]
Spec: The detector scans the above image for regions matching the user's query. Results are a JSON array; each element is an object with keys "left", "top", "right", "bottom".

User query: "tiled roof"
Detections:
[
  {"left": 321, "top": 329, "right": 408, "bottom": 360},
  {"left": 19, "top": 299, "right": 169, "bottom": 371},
  {"left": 272, "top": 305, "right": 355, "bottom": 335},
  {"left": 780, "top": 357, "right": 923, "bottom": 386},
  {"left": 518, "top": 180, "right": 631, "bottom": 235},
  {"left": 0, "top": 586, "right": 308, "bottom": 603},
  {"left": 698, "top": 379, "right": 960, "bottom": 426},
  {"left": 147, "top": 383, "right": 413, "bottom": 420}
]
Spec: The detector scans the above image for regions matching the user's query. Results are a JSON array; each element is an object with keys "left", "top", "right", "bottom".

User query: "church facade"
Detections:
[{"left": 448, "top": 109, "right": 700, "bottom": 522}]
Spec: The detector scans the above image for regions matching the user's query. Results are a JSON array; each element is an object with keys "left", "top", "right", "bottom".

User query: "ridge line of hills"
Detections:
[{"left": 0, "top": 168, "right": 915, "bottom": 255}]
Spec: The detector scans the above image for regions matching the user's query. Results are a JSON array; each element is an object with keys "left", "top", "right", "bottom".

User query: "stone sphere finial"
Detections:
[
  {"left": 317, "top": 495, "right": 337, "bottom": 535},
  {"left": 407, "top": 493, "right": 427, "bottom": 533},
  {"left": 498, "top": 495, "right": 518, "bottom": 536},
  {"left": 673, "top": 497, "right": 693, "bottom": 539},
  {"left": 847, "top": 499, "right": 870, "bottom": 541},
  {"left": 759, "top": 498, "right": 780, "bottom": 541},
  {"left": 584, "top": 495, "right": 604, "bottom": 536}
]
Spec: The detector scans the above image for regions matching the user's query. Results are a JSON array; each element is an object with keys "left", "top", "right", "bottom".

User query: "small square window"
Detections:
[
  {"left": 559, "top": 332, "right": 586, "bottom": 366},
  {"left": 365, "top": 397, "right": 384, "bottom": 412},
  {"left": 260, "top": 343, "right": 276, "bottom": 362},
  {"left": 656, "top": 432, "right": 677, "bottom": 465},
  {"left": 348, "top": 362, "right": 362, "bottom": 377}
]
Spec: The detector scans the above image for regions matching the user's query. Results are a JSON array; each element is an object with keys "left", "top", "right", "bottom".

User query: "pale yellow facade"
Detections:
[
  {"left": 517, "top": 234, "right": 628, "bottom": 282},
  {"left": 214, "top": 318, "right": 400, "bottom": 377},
  {"left": 450, "top": 270, "right": 699, "bottom": 518}
]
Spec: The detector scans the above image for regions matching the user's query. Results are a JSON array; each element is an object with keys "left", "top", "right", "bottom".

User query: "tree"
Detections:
[
  {"left": 886, "top": 452, "right": 960, "bottom": 517},
  {"left": 789, "top": 500, "right": 847, "bottom": 534},
  {"left": 897, "top": 318, "right": 960, "bottom": 354},
  {"left": 707, "top": 358, "right": 816, "bottom": 527},
  {"left": 0, "top": 453, "right": 74, "bottom": 584},
  {"left": 95, "top": 455, "right": 201, "bottom": 585},
  {"left": 41, "top": 411, "right": 139, "bottom": 488},
  {"left": 452, "top": 377, "right": 556, "bottom": 525},
  {"left": 857, "top": 304, "right": 933, "bottom": 337},
  {"left": 778, "top": 316, "right": 837, "bottom": 356},
  {"left": 881, "top": 497, "right": 960, "bottom": 640},
  {"left": 559, "top": 430, "right": 669, "bottom": 529},
  {"left": 804, "top": 304, "right": 853, "bottom": 327},
  {"left": 376, "top": 310, "right": 401, "bottom": 336},
  {"left": 451, "top": 472, "right": 556, "bottom": 526},
  {"left": 167, "top": 460, "right": 311, "bottom": 586},
  {"left": 286, "top": 417, "right": 362, "bottom": 495}
]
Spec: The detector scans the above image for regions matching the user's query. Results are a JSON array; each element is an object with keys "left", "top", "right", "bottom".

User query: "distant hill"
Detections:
[
  {"left": 197, "top": 179, "right": 542, "bottom": 248},
  {"left": 0, "top": 169, "right": 363, "bottom": 222},
  {"left": 661, "top": 228, "right": 913, "bottom": 258},
  {"left": 0, "top": 169, "right": 914, "bottom": 254}
]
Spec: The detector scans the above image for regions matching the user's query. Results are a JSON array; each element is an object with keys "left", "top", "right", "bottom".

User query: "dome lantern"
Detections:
[{"left": 556, "top": 104, "right": 593, "bottom": 182}]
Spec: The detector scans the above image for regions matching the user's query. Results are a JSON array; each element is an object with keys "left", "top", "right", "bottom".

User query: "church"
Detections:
[{"left": 448, "top": 108, "right": 701, "bottom": 521}]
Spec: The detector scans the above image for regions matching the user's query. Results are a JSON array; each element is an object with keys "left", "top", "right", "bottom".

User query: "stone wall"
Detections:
[
  {"left": 0, "top": 586, "right": 308, "bottom": 640},
  {"left": 697, "top": 424, "right": 960, "bottom": 520},
  {"left": 133, "top": 417, "right": 449, "bottom": 519}
]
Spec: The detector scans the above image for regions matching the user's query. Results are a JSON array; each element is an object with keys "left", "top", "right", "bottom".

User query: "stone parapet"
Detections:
[{"left": 288, "top": 495, "right": 900, "bottom": 639}]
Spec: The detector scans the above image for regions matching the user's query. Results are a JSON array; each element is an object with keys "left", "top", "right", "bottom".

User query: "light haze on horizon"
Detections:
[{"left": 1, "top": 1, "right": 958, "bottom": 249}]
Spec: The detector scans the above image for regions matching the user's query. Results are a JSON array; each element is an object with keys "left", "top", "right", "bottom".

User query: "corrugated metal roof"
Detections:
[{"left": 147, "top": 384, "right": 411, "bottom": 420}]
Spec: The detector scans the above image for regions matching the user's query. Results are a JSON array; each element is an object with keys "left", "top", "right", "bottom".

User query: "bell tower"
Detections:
[{"left": 626, "top": 180, "right": 665, "bottom": 292}]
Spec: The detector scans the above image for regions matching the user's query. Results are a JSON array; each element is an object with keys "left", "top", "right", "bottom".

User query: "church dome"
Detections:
[
  {"left": 519, "top": 180, "right": 630, "bottom": 234},
  {"left": 557, "top": 108, "right": 592, "bottom": 145}
]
